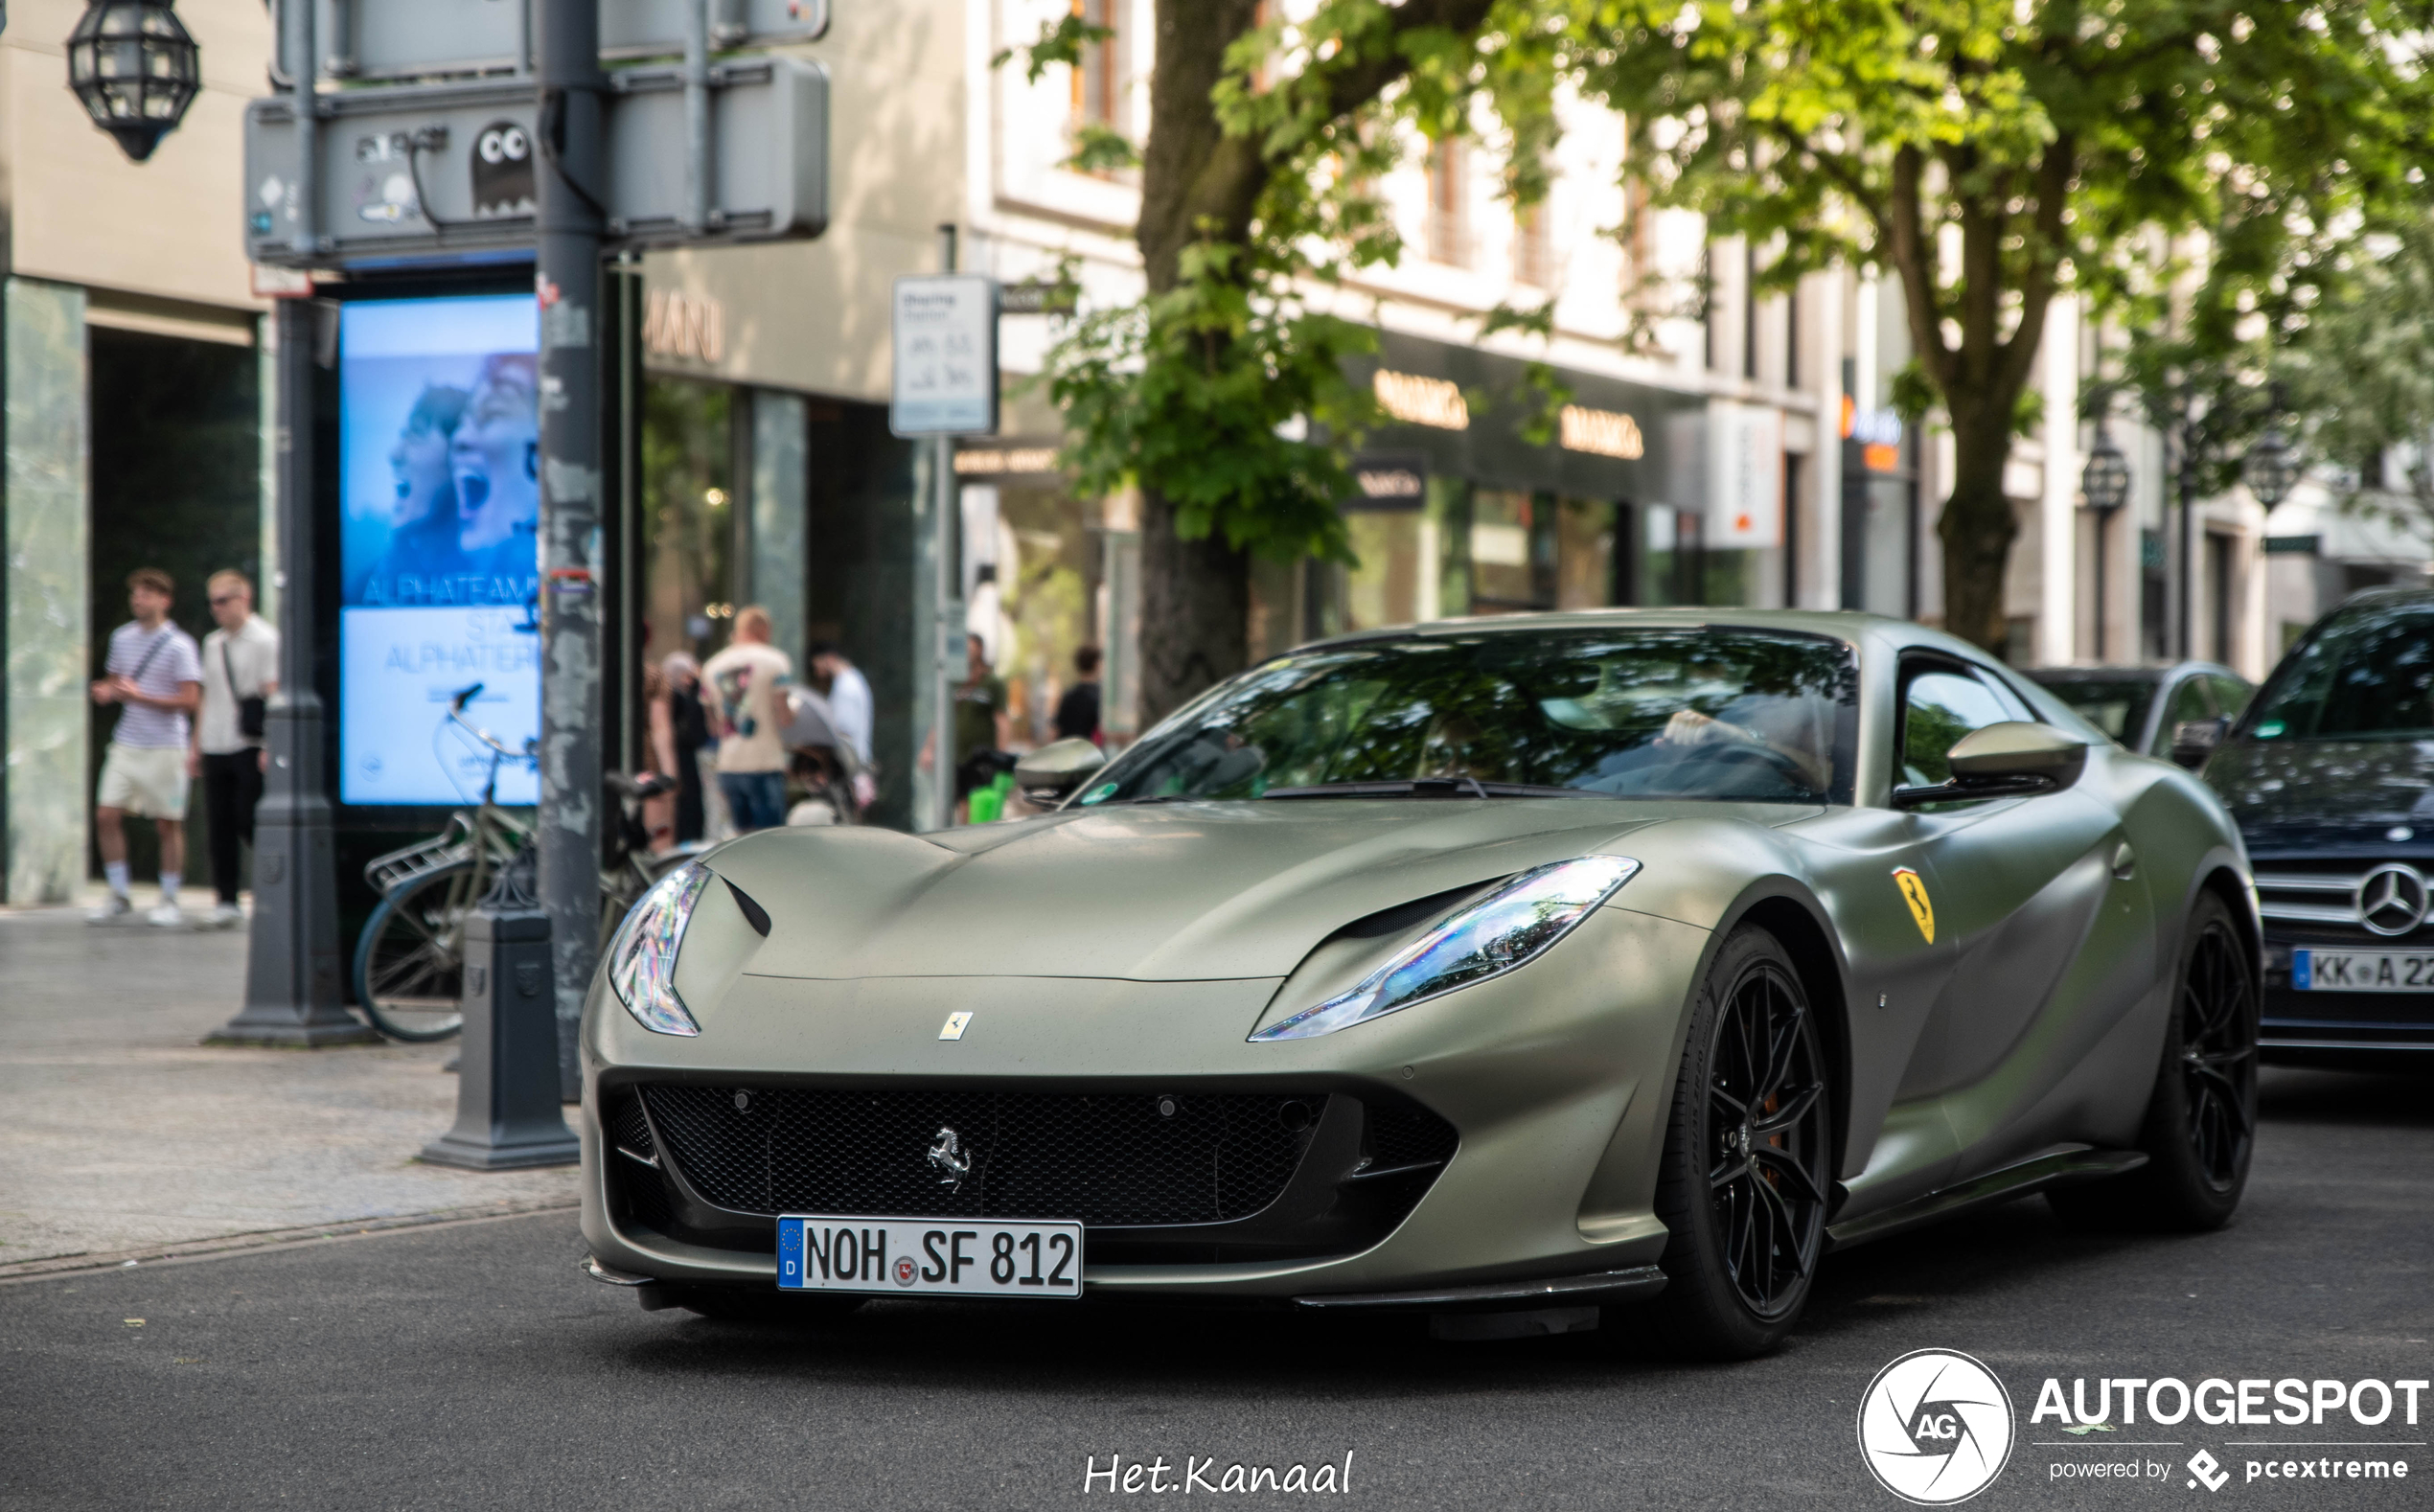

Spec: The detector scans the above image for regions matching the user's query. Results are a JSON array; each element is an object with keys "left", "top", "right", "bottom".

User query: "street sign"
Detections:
[
  {"left": 891, "top": 276, "right": 999, "bottom": 437},
  {"left": 277, "top": 0, "right": 830, "bottom": 82},
  {"left": 243, "top": 57, "right": 827, "bottom": 265}
]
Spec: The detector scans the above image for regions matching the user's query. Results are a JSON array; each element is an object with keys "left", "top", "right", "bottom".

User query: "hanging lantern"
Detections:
[
  {"left": 2242, "top": 424, "right": 2302, "bottom": 510},
  {"left": 65, "top": 0, "right": 200, "bottom": 164},
  {"left": 2078, "top": 426, "right": 2132, "bottom": 515}
]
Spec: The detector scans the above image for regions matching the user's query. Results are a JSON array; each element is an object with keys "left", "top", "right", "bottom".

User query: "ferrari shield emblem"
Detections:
[{"left": 1892, "top": 868, "right": 1935, "bottom": 943}]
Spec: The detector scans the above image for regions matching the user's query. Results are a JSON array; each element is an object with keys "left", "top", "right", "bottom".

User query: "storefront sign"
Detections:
[
  {"left": 1708, "top": 401, "right": 1784, "bottom": 548},
  {"left": 1841, "top": 396, "right": 1904, "bottom": 472},
  {"left": 953, "top": 447, "right": 1062, "bottom": 476},
  {"left": 643, "top": 289, "right": 725, "bottom": 362},
  {"left": 1373, "top": 370, "right": 1469, "bottom": 430},
  {"left": 891, "top": 274, "right": 999, "bottom": 436},
  {"left": 1558, "top": 403, "right": 1644, "bottom": 460},
  {"left": 1350, "top": 451, "right": 1429, "bottom": 507},
  {"left": 2262, "top": 535, "right": 2321, "bottom": 556}
]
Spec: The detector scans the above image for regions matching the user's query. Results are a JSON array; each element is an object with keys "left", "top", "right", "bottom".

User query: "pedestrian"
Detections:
[
  {"left": 1054, "top": 644, "right": 1104, "bottom": 745},
  {"left": 700, "top": 606, "right": 793, "bottom": 834},
  {"left": 662, "top": 652, "right": 708, "bottom": 843},
  {"left": 89, "top": 568, "right": 204, "bottom": 926},
  {"left": 187, "top": 570, "right": 278, "bottom": 929},
  {"left": 807, "top": 641, "right": 878, "bottom": 812}
]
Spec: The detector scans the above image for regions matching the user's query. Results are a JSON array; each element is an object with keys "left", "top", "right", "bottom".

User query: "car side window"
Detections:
[
  {"left": 2208, "top": 674, "right": 2254, "bottom": 720},
  {"left": 2158, "top": 676, "right": 2214, "bottom": 756},
  {"left": 1899, "top": 667, "right": 2017, "bottom": 787}
]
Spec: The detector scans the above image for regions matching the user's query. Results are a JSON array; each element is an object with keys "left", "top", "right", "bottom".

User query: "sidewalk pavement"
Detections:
[{"left": 0, "top": 906, "right": 578, "bottom": 1278}]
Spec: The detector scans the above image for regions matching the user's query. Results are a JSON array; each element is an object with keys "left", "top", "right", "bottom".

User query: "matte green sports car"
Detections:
[{"left": 578, "top": 610, "right": 2260, "bottom": 1357}]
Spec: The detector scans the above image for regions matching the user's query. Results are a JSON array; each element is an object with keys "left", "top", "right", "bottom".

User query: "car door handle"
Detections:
[{"left": 2111, "top": 842, "right": 2136, "bottom": 882}]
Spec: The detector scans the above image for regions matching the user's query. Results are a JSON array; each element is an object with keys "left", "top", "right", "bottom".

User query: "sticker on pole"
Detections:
[{"left": 890, "top": 274, "right": 998, "bottom": 437}]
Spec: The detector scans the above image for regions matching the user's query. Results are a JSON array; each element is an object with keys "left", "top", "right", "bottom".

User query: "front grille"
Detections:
[
  {"left": 2256, "top": 859, "right": 2433, "bottom": 942},
  {"left": 638, "top": 1086, "right": 1327, "bottom": 1226},
  {"left": 1368, "top": 1099, "right": 1461, "bottom": 1171}
]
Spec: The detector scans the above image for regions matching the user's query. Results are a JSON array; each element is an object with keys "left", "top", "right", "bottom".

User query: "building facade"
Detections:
[{"left": 3, "top": 0, "right": 2407, "bottom": 901}]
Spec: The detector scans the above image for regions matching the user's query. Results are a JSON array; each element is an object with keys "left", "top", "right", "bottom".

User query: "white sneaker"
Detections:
[
  {"left": 86, "top": 894, "right": 134, "bottom": 925},
  {"left": 147, "top": 903, "right": 186, "bottom": 928},
  {"left": 202, "top": 903, "right": 245, "bottom": 929}
]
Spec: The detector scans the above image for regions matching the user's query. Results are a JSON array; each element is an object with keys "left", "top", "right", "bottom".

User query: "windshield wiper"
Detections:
[{"left": 1261, "top": 778, "right": 1598, "bottom": 800}]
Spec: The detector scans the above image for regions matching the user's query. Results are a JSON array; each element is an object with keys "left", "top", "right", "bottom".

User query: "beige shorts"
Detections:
[{"left": 98, "top": 743, "right": 190, "bottom": 820}]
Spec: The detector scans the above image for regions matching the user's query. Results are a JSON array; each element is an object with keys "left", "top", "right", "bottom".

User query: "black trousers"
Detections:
[{"left": 201, "top": 750, "right": 264, "bottom": 905}]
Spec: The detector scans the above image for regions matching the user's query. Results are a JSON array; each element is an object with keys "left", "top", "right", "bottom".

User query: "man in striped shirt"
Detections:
[{"left": 88, "top": 568, "right": 204, "bottom": 926}]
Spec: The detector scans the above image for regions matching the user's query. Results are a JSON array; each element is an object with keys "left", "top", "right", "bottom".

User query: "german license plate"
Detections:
[
  {"left": 775, "top": 1215, "right": 1083, "bottom": 1298},
  {"left": 2292, "top": 949, "right": 2434, "bottom": 993}
]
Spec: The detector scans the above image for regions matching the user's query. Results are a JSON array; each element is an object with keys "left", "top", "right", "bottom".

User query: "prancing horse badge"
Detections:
[{"left": 938, "top": 1012, "right": 973, "bottom": 1041}]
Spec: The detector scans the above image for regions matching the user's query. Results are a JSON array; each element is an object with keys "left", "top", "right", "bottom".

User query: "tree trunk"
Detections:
[
  {"left": 1137, "top": 485, "right": 1251, "bottom": 722},
  {"left": 1935, "top": 406, "right": 2020, "bottom": 655},
  {"left": 1131, "top": 0, "right": 1264, "bottom": 724}
]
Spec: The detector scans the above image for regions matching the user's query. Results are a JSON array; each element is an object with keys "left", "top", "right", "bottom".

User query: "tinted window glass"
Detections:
[
  {"left": 1901, "top": 669, "right": 2014, "bottom": 786},
  {"left": 1090, "top": 629, "right": 1860, "bottom": 806},
  {"left": 2031, "top": 677, "right": 2154, "bottom": 744},
  {"left": 2208, "top": 674, "right": 2254, "bottom": 719},
  {"left": 2247, "top": 607, "right": 2434, "bottom": 742}
]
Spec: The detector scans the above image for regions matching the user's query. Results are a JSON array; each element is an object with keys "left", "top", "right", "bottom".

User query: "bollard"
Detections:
[{"left": 421, "top": 850, "right": 582, "bottom": 1170}]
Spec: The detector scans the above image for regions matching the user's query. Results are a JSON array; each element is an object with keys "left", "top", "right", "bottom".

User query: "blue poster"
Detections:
[{"left": 338, "top": 295, "right": 541, "bottom": 806}]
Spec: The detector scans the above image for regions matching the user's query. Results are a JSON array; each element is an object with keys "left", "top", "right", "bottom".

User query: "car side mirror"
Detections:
[
  {"left": 1013, "top": 738, "right": 1106, "bottom": 806},
  {"left": 1894, "top": 721, "right": 2090, "bottom": 809},
  {"left": 2170, "top": 717, "right": 2228, "bottom": 769}
]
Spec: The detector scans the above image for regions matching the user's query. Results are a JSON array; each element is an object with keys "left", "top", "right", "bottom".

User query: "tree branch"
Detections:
[{"left": 1886, "top": 145, "right": 1957, "bottom": 394}]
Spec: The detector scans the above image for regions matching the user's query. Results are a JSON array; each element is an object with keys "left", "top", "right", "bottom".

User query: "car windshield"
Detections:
[
  {"left": 1083, "top": 628, "right": 1859, "bottom": 807},
  {"left": 2246, "top": 604, "right": 2434, "bottom": 743},
  {"left": 2030, "top": 677, "right": 2156, "bottom": 743}
]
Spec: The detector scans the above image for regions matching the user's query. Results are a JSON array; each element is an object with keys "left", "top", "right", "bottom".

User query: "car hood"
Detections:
[
  {"left": 704, "top": 799, "right": 1787, "bottom": 982},
  {"left": 2210, "top": 737, "right": 2434, "bottom": 846}
]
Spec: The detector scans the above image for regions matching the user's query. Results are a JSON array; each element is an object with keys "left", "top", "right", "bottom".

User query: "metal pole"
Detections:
[
  {"left": 2092, "top": 510, "right": 2108, "bottom": 662},
  {"left": 214, "top": 7, "right": 368, "bottom": 1048},
  {"left": 682, "top": 0, "right": 712, "bottom": 237},
  {"left": 930, "top": 223, "right": 960, "bottom": 832},
  {"left": 213, "top": 299, "right": 376, "bottom": 1047},
  {"left": 287, "top": 0, "right": 316, "bottom": 262},
  {"left": 2175, "top": 410, "right": 2196, "bottom": 662},
  {"left": 537, "top": 0, "right": 606, "bottom": 1099}
]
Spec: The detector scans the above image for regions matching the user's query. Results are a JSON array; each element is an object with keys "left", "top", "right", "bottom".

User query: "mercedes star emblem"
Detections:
[{"left": 2355, "top": 862, "right": 2430, "bottom": 937}]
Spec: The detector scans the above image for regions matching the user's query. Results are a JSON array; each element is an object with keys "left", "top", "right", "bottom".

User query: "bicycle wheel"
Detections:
[{"left": 353, "top": 858, "right": 479, "bottom": 1042}]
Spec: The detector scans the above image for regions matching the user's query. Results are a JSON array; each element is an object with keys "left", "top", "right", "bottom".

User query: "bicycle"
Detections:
[{"left": 350, "top": 683, "right": 702, "bottom": 1042}]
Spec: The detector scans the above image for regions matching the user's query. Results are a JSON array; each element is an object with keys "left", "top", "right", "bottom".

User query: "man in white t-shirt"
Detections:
[
  {"left": 700, "top": 606, "right": 793, "bottom": 833},
  {"left": 189, "top": 569, "right": 280, "bottom": 929},
  {"left": 808, "top": 641, "right": 877, "bottom": 812},
  {"left": 89, "top": 568, "right": 204, "bottom": 926}
]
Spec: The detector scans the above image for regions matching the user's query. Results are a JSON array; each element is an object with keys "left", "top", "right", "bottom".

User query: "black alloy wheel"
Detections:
[
  {"left": 1636, "top": 926, "right": 1835, "bottom": 1359},
  {"left": 1706, "top": 956, "right": 1832, "bottom": 1317},
  {"left": 2178, "top": 916, "right": 2258, "bottom": 1192}
]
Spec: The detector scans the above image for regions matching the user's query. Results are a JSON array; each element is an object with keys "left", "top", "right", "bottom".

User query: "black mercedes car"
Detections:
[{"left": 2206, "top": 589, "right": 2434, "bottom": 1064}]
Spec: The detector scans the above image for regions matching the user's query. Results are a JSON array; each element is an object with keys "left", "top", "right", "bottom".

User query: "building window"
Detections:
[
  {"left": 1072, "top": 0, "right": 1122, "bottom": 132},
  {"left": 1426, "top": 139, "right": 1468, "bottom": 268},
  {"left": 1513, "top": 201, "right": 1550, "bottom": 288}
]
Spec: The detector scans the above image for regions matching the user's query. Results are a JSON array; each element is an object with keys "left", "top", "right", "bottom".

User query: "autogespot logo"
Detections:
[{"left": 1858, "top": 1349, "right": 2018, "bottom": 1504}]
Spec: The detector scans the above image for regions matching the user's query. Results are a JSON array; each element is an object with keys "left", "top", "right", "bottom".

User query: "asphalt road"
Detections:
[{"left": 6, "top": 1067, "right": 2429, "bottom": 1512}]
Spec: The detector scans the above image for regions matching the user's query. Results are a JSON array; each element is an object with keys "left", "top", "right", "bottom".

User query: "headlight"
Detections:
[
  {"left": 606, "top": 861, "right": 712, "bottom": 1037},
  {"left": 1251, "top": 856, "right": 1641, "bottom": 1042}
]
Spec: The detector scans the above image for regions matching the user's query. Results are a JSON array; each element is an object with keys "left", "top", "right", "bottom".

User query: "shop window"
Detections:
[
  {"left": 1426, "top": 138, "right": 1468, "bottom": 268},
  {"left": 1470, "top": 490, "right": 1556, "bottom": 612},
  {"left": 1555, "top": 499, "right": 1617, "bottom": 608},
  {"left": 2207, "top": 531, "right": 2238, "bottom": 666},
  {"left": 1343, "top": 508, "right": 1430, "bottom": 631},
  {"left": 976, "top": 485, "right": 1101, "bottom": 748},
  {"left": 641, "top": 378, "right": 736, "bottom": 664},
  {"left": 1638, "top": 505, "right": 1703, "bottom": 606}
]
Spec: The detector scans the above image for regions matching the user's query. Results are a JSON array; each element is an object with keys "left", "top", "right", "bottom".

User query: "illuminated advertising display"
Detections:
[{"left": 337, "top": 295, "right": 541, "bottom": 806}]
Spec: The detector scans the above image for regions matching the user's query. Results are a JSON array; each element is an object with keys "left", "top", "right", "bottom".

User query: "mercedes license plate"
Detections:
[
  {"left": 776, "top": 1215, "right": 1082, "bottom": 1298},
  {"left": 2292, "top": 949, "right": 2434, "bottom": 993}
]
